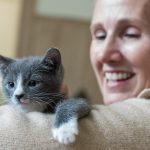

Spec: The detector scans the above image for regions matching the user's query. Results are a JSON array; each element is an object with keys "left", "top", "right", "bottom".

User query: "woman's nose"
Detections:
[{"left": 98, "top": 37, "right": 123, "bottom": 63}]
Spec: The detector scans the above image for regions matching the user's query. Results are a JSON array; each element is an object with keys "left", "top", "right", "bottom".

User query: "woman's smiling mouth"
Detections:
[
  {"left": 103, "top": 71, "right": 135, "bottom": 89},
  {"left": 104, "top": 71, "right": 135, "bottom": 81}
]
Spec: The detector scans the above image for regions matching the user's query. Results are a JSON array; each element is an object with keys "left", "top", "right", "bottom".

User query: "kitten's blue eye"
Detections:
[
  {"left": 28, "top": 80, "right": 37, "bottom": 87},
  {"left": 8, "top": 82, "right": 15, "bottom": 88}
]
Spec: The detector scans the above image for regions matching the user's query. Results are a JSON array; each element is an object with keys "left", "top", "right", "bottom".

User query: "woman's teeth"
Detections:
[{"left": 105, "top": 72, "right": 133, "bottom": 81}]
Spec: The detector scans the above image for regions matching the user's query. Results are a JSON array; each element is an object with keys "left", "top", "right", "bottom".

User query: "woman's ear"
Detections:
[{"left": 41, "top": 48, "right": 61, "bottom": 72}]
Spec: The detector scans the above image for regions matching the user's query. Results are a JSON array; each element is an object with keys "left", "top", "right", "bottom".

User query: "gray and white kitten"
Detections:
[{"left": 0, "top": 48, "right": 90, "bottom": 144}]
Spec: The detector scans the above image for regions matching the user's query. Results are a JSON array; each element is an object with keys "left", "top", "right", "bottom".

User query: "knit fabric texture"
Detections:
[{"left": 0, "top": 89, "right": 150, "bottom": 150}]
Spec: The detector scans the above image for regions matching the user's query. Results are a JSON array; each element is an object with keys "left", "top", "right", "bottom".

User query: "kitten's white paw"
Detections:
[{"left": 52, "top": 118, "right": 78, "bottom": 144}]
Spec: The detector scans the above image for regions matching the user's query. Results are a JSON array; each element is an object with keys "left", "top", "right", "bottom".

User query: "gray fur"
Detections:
[
  {"left": 0, "top": 48, "right": 90, "bottom": 128},
  {"left": 54, "top": 98, "right": 90, "bottom": 128}
]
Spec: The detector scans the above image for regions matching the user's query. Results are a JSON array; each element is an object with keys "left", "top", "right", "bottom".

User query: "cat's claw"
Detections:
[{"left": 52, "top": 118, "right": 78, "bottom": 144}]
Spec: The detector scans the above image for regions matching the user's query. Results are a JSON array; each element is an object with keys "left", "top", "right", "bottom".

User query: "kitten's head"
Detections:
[{"left": 0, "top": 48, "right": 64, "bottom": 112}]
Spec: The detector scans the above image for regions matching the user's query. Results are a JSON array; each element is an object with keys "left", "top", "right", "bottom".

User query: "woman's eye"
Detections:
[
  {"left": 123, "top": 27, "right": 141, "bottom": 39},
  {"left": 7, "top": 82, "right": 15, "bottom": 88},
  {"left": 94, "top": 30, "right": 106, "bottom": 40},
  {"left": 124, "top": 33, "right": 140, "bottom": 38},
  {"left": 28, "top": 80, "right": 38, "bottom": 87}
]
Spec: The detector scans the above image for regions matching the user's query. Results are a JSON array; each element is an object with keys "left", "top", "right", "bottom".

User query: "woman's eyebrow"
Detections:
[
  {"left": 117, "top": 18, "right": 143, "bottom": 25},
  {"left": 90, "top": 18, "right": 143, "bottom": 30}
]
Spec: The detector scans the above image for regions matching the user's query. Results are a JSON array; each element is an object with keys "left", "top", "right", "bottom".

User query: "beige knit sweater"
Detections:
[{"left": 0, "top": 89, "right": 150, "bottom": 150}]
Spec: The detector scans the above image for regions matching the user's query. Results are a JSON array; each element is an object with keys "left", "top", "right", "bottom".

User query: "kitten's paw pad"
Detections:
[{"left": 52, "top": 118, "right": 78, "bottom": 144}]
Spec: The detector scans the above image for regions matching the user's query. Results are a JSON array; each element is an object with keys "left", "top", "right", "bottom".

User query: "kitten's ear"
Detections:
[
  {"left": 42, "top": 48, "right": 61, "bottom": 72},
  {"left": 0, "top": 55, "right": 14, "bottom": 74}
]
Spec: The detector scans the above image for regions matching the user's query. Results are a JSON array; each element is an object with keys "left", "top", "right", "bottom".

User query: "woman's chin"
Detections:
[{"left": 103, "top": 92, "right": 133, "bottom": 105}]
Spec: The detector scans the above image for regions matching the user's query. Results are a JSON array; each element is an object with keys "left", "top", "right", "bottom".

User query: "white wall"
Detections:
[{"left": 35, "top": 0, "right": 96, "bottom": 21}]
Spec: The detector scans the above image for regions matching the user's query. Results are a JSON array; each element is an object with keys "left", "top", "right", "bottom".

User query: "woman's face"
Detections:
[{"left": 90, "top": 0, "right": 150, "bottom": 104}]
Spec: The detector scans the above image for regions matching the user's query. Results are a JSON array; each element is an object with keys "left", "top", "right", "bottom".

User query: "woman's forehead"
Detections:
[
  {"left": 92, "top": 0, "right": 150, "bottom": 25},
  {"left": 94, "top": 0, "right": 149, "bottom": 14},
  {"left": 95, "top": 0, "right": 148, "bottom": 7}
]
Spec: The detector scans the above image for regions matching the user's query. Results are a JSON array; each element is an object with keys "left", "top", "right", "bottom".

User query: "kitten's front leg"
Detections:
[
  {"left": 52, "top": 98, "right": 90, "bottom": 144},
  {"left": 52, "top": 116, "right": 78, "bottom": 144}
]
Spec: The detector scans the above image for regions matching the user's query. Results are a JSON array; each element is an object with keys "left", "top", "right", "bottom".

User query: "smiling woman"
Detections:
[
  {"left": 0, "top": 0, "right": 150, "bottom": 149},
  {"left": 90, "top": 0, "right": 150, "bottom": 104}
]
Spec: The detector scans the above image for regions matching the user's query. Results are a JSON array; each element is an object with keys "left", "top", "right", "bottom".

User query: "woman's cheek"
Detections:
[
  {"left": 90, "top": 42, "right": 97, "bottom": 64},
  {"left": 122, "top": 43, "right": 150, "bottom": 67}
]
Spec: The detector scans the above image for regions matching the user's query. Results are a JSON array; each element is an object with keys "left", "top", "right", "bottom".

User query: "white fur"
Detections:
[
  {"left": 52, "top": 117, "right": 79, "bottom": 144},
  {"left": 12, "top": 74, "right": 24, "bottom": 104},
  {"left": 14, "top": 74, "right": 24, "bottom": 96}
]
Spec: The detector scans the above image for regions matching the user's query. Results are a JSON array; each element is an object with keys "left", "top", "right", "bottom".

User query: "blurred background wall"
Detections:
[
  {"left": 0, "top": 0, "right": 102, "bottom": 104},
  {"left": 0, "top": 0, "right": 23, "bottom": 57}
]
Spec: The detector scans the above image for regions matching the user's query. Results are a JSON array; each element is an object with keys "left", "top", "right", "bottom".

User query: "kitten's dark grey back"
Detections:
[{"left": 0, "top": 48, "right": 64, "bottom": 112}]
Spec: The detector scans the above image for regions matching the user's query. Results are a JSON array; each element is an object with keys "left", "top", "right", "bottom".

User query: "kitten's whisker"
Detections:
[
  {"left": 36, "top": 99, "right": 54, "bottom": 109},
  {"left": 35, "top": 95, "right": 64, "bottom": 102},
  {"left": 32, "top": 97, "right": 53, "bottom": 106},
  {"left": 32, "top": 92, "right": 65, "bottom": 98},
  {"left": 32, "top": 95, "right": 63, "bottom": 99},
  {"left": 34, "top": 100, "right": 42, "bottom": 107},
  {"left": 0, "top": 98, "right": 6, "bottom": 101},
  {"left": 46, "top": 99, "right": 56, "bottom": 104},
  {"left": 30, "top": 99, "right": 44, "bottom": 109},
  {"left": 0, "top": 101, "right": 8, "bottom": 105},
  {"left": 0, "top": 96, "right": 7, "bottom": 98},
  {"left": 36, "top": 97, "right": 61, "bottom": 102}
]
